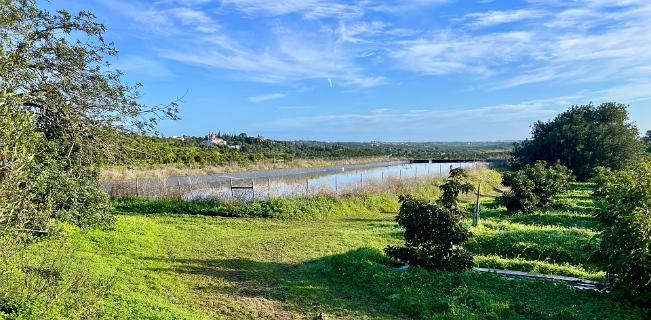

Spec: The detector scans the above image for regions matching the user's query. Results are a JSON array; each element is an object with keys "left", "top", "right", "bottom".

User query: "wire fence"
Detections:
[{"left": 103, "top": 161, "right": 490, "bottom": 201}]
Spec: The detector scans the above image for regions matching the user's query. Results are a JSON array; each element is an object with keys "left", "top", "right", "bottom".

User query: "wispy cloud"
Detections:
[
  {"left": 256, "top": 97, "right": 578, "bottom": 140},
  {"left": 249, "top": 93, "right": 286, "bottom": 103},
  {"left": 113, "top": 55, "right": 172, "bottom": 79},
  {"left": 461, "top": 9, "right": 546, "bottom": 28},
  {"left": 101, "top": 0, "right": 651, "bottom": 92}
]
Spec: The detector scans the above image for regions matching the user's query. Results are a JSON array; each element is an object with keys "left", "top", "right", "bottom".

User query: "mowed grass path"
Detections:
[{"left": 42, "top": 180, "right": 647, "bottom": 319}]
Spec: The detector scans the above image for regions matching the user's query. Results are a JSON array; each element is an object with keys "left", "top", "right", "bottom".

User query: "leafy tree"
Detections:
[
  {"left": 0, "top": 0, "right": 176, "bottom": 231},
  {"left": 385, "top": 170, "right": 474, "bottom": 272},
  {"left": 592, "top": 161, "right": 651, "bottom": 306},
  {"left": 512, "top": 103, "right": 644, "bottom": 180},
  {"left": 643, "top": 130, "right": 651, "bottom": 153},
  {"left": 499, "top": 161, "right": 574, "bottom": 214}
]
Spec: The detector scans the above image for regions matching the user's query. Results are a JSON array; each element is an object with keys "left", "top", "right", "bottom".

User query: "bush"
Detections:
[
  {"left": 385, "top": 169, "right": 474, "bottom": 272},
  {"left": 499, "top": 161, "right": 574, "bottom": 214},
  {"left": 592, "top": 161, "right": 651, "bottom": 306}
]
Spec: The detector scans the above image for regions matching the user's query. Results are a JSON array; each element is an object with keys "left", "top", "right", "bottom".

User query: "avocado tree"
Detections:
[
  {"left": 385, "top": 169, "right": 474, "bottom": 272},
  {"left": 499, "top": 161, "right": 574, "bottom": 214},
  {"left": 592, "top": 161, "right": 651, "bottom": 306}
]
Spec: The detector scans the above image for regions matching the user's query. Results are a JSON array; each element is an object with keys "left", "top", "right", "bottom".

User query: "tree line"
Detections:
[{"left": 102, "top": 133, "right": 513, "bottom": 167}]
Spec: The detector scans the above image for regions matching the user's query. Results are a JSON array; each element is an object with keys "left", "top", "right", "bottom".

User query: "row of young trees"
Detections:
[
  {"left": 507, "top": 103, "right": 650, "bottom": 306},
  {"left": 390, "top": 103, "right": 649, "bottom": 308}
]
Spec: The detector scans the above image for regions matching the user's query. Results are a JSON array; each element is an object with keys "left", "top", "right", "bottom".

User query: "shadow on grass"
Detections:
[
  {"left": 143, "top": 248, "right": 645, "bottom": 320},
  {"left": 144, "top": 250, "right": 403, "bottom": 319}
]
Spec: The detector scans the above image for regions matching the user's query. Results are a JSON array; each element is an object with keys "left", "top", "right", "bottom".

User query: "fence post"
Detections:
[
  {"left": 177, "top": 177, "right": 181, "bottom": 194},
  {"left": 399, "top": 169, "right": 402, "bottom": 179},
  {"left": 360, "top": 173, "right": 363, "bottom": 187},
  {"left": 136, "top": 178, "right": 140, "bottom": 198},
  {"left": 415, "top": 167, "right": 418, "bottom": 180},
  {"left": 230, "top": 178, "right": 234, "bottom": 199},
  {"left": 335, "top": 176, "right": 338, "bottom": 194},
  {"left": 439, "top": 164, "right": 442, "bottom": 176},
  {"left": 381, "top": 171, "right": 384, "bottom": 182},
  {"left": 473, "top": 182, "right": 481, "bottom": 226},
  {"left": 251, "top": 179, "right": 255, "bottom": 202},
  {"left": 267, "top": 178, "right": 271, "bottom": 199},
  {"left": 305, "top": 179, "right": 309, "bottom": 196}
]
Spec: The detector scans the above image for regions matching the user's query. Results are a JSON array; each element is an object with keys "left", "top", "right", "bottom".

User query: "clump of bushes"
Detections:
[
  {"left": 499, "top": 160, "right": 574, "bottom": 214},
  {"left": 385, "top": 169, "right": 474, "bottom": 272},
  {"left": 592, "top": 161, "right": 651, "bottom": 306}
]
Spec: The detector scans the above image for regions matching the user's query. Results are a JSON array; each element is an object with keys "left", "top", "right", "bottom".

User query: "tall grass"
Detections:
[{"left": 100, "top": 156, "right": 396, "bottom": 181}]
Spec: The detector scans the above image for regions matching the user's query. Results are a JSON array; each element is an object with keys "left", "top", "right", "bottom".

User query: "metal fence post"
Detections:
[
  {"left": 335, "top": 176, "right": 338, "bottom": 194},
  {"left": 473, "top": 182, "right": 481, "bottom": 226},
  {"left": 267, "top": 178, "right": 271, "bottom": 199},
  {"left": 136, "top": 178, "right": 140, "bottom": 198}
]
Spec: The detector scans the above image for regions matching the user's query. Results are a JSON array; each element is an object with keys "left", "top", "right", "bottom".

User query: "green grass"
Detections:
[{"left": 3, "top": 171, "right": 648, "bottom": 319}]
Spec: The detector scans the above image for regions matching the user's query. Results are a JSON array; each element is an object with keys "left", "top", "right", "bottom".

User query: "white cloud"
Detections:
[
  {"left": 249, "top": 93, "right": 286, "bottom": 103},
  {"left": 102, "top": 0, "right": 651, "bottom": 92},
  {"left": 219, "top": 0, "right": 364, "bottom": 20},
  {"left": 261, "top": 97, "right": 574, "bottom": 131},
  {"left": 113, "top": 55, "right": 172, "bottom": 79},
  {"left": 392, "top": 31, "right": 533, "bottom": 76},
  {"left": 462, "top": 9, "right": 546, "bottom": 28}
]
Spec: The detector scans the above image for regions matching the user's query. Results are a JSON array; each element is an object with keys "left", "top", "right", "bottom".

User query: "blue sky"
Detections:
[{"left": 45, "top": 0, "right": 651, "bottom": 141}]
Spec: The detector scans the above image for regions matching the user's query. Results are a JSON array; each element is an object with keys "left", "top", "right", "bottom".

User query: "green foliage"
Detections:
[
  {"left": 1, "top": 2, "right": 173, "bottom": 317},
  {"left": 512, "top": 103, "right": 644, "bottom": 180},
  {"left": 643, "top": 130, "right": 651, "bottom": 153},
  {"left": 499, "top": 161, "right": 574, "bottom": 214},
  {"left": 438, "top": 167, "right": 475, "bottom": 218},
  {"left": 385, "top": 169, "right": 475, "bottom": 272},
  {"left": 0, "top": 0, "right": 174, "bottom": 231},
  {"left": 592, "top": 161, "right": 651, "bottom": 306}
]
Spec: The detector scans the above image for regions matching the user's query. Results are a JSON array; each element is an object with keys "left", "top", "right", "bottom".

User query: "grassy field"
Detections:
[{"left": 6, "top": 169, "right": 648, "bottom": 319}]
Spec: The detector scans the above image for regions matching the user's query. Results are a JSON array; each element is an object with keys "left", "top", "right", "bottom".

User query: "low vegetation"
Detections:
[
  {"left": 2, "top": 168, "right": 649, "bottom": 319},
  {"left": 499, "top": 161, "right": 574, "bottom": 214}
]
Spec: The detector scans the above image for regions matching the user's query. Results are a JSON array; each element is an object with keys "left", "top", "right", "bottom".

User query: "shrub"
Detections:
[
  {"left": 592, "top": 161, "right": 651, "bottom": 306},
  {"left": 385, "top": 169, "right": 474, "bottom": 272},
  {"left": 499, "top": 161, "right": 574, "bottom": 214}
]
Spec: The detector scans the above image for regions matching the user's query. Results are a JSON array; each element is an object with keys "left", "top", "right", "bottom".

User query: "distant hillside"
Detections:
[{"left": 101, "top": 133, "right": 513, "bottom": 167}]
